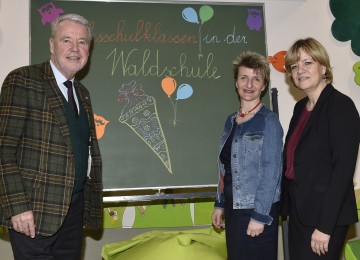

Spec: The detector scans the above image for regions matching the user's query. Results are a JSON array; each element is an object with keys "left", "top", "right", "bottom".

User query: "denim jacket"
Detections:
[{"left": 215, "top": 106, "right": 283, "bottom": 225}]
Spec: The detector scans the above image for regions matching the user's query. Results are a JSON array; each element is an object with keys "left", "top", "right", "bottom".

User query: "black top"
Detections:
[{"left": 220, "top": 119, "right": 237, "bottom": 203}]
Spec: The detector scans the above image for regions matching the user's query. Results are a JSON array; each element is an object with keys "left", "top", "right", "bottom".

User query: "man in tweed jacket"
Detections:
[{"left": 0, "top": 14, "right": 102, "bottom": 259}]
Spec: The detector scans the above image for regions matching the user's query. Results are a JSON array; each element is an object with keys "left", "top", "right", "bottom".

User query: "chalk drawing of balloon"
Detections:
[
  {"left": 182, "top": 5, "right": 215, "bottom": 59},
  {"left": 182, "top": 7, "right": 199, "bottom": 24},
  {"left": 161, "top": 78, "right": 194, "bottom": 127},
  {"left": 161, "top": 77, "right": 177, "bottom": 97},
  {"left": 199, "top": 5, "right": 214, "bottom": 24},
  {"left": 176, "top": 84, "right": 193, "bottom": 100}
]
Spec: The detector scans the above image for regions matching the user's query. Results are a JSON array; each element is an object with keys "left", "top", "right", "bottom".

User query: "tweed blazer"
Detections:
[
  {"left": 0, "top": 61, "right": 103, "bottom": 236},
  {"left": 281, "top": 84, "right": 360, "bottom": 235}
]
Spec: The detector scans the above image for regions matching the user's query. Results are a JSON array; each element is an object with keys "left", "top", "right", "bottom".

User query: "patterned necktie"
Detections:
[{"left": 64, "top": 80, "right": 78, "bottom": 118}]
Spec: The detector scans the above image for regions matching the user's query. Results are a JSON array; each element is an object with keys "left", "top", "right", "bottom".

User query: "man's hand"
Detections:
[
  {"left": 247, "top": 219, "right": 264, "bottom": 237},
  {"left": 311, "top": 229, "right": 330, "bottom": 256},
  {"left": 11, "top": 211, "right": 36, "bottom": 238}
]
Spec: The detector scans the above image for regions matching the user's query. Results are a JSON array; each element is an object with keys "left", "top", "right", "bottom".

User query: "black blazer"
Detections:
[{"left": 281, "top": 84, "right": 360, "bottom": 235}]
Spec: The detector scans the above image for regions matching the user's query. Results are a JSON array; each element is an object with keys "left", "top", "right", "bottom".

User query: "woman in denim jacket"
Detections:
[{"left": 211, "top": 51, "right": 283, "bottom": 260}]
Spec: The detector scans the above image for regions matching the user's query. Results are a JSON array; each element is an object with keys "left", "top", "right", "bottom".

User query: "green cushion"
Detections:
[
  {"left": 345, "top": 240, "right": 360, "bottom": 260},
  {"left": 101, "top": 227, "right": 226, "bottom": 260}
]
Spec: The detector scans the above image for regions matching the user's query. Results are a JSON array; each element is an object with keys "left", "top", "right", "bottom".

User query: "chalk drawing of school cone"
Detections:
[{"left": 118, "top": 80, "right": 172, "bottom": 174}]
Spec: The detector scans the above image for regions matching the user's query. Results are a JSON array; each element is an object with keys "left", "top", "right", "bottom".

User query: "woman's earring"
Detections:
[{"left": 322, "top": 74, "right": 326, "bottom": 80}]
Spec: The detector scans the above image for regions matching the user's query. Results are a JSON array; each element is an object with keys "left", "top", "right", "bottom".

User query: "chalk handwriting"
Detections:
[
  {"left": 92, "top": 20, "right": 248, "bottom": 46},
  {"left": 203, "top": 34, "right": 221, "bottom": 44},
  {"left": 92, "top": 20, "right": 198, "bottom": 45},
  {"left": 224, "top": 26, "right": 247, "bottom": 44},
  {"left": 106, "top": 48, "right": 220, "bottom": 79}
]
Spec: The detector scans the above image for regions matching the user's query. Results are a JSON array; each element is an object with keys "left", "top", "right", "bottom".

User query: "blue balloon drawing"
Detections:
[
  {"left": 182, "top": 7, "right": 199, "bottom": 24},
  {"left": 176, "top": 84, "right": 193, "bottom": 100}
]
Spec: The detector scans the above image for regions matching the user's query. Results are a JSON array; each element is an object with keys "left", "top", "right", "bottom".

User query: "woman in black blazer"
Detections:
[{"left": 281, "top": 37, "right": 360, "bottom": 259}]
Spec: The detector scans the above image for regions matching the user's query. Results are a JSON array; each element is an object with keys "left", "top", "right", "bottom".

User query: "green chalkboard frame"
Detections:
[{"left": 30, "top": 0, "right": 270, "bottom": 191}]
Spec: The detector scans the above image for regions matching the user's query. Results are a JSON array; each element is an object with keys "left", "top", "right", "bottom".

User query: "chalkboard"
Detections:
[{"left": 30, "top": 0, "right": 269, "bottom": 191}]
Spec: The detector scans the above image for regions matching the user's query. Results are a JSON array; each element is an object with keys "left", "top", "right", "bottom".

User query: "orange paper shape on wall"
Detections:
[{"left": 269, "top": 50, "right": 287, "bottom": 73}]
